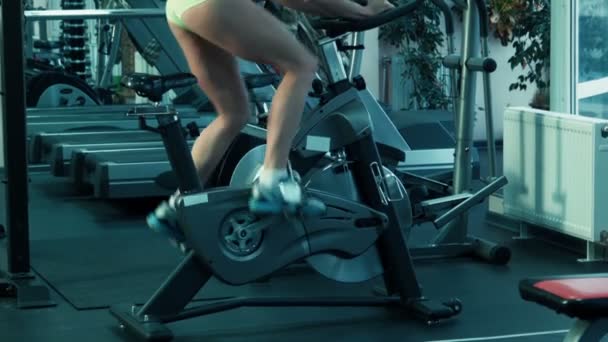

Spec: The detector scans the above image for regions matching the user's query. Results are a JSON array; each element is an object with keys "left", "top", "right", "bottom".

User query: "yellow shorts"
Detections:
[{"left": 165, "top": 0, "right": 207, "bottom": 30}]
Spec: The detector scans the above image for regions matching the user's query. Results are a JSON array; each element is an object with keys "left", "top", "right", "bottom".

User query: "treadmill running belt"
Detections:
[{"left": 73, "top": 146, "right": 194, "bottom": 198}]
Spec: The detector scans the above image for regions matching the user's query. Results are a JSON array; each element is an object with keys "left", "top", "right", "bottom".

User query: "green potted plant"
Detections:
[
  {"left": 488, "top": 0, "right": 551, "bottom": 109},
  {"left": 379, "top": 0, "right": 450, "bottom": 110}
]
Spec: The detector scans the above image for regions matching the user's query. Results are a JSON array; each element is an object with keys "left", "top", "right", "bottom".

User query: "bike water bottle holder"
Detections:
[{"left": 370, "top": 162, "right": 405, "bottom": 205}]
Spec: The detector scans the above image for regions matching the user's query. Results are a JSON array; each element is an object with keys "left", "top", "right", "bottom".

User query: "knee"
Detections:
[
  {"left": 207, "top": 90, "right": 251, "bottom": 135},
  {"left": 281, "top": 52, "right": 318, "bottom": 80},
  {"left": 217, "top": 110, "right": 249, "bottom": 136}
]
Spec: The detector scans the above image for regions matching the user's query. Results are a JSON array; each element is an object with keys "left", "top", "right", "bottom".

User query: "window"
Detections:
[{"left": 576, "top": 0, "right": 608, "bottom": 118}]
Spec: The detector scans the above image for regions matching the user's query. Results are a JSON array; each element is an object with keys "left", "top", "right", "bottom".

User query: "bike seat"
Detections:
[
  {"left": 121, "top": 73, "right": 198, "bottom": 103},
  {"left": 520, "top": 274, "right": 608, "bottom": 321},
  {"left": 122, "top": 72, "right": 279, "bottom": 102},
  {"left": 243, "top": 72, "right": 280, "bottom": 90}
]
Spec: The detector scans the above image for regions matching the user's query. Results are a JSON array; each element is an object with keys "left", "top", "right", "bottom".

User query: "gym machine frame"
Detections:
[
  {"left": 520, "top": 274, "right": 608, "bottom": 341},
  {"left": 0, "top": 0, "right": 56, "bottom": 309},
  {"left": 297, "top": 2, "right": 472, "bottom": 177},
  {"left": 405, "top": 0, "right": 505, "bottom": 261},
  {"left": 302, "top": 0, "right": 507, "bottom": 262}
]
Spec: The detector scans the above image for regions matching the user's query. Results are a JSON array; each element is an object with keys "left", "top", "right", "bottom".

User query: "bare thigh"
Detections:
[
  {"left": 169, "top": 23, "right": 249, "bottom": 119},
  {"left": 180, "top": 0, "right": 316, "bottom": 72}
]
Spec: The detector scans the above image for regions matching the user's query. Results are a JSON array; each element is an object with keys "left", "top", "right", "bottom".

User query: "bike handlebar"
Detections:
[{"left": 310, "top": 0, "right": 423, "bottom": 37}]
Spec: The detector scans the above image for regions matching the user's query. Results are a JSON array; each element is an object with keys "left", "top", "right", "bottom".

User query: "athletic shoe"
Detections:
[
  {"left": 248, "top": 175, "right": 326, "bottom": 216},
  {"left": 146, "top": 194, "right": 188, "bottom": 253}
]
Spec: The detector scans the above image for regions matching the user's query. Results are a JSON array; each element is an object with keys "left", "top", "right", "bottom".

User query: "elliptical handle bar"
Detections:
[
  {"left": 310, "top": 0, "right": 423, "bottom": 37},
  {"left": 472, "top": 0, "right": 490, "bottom": 38},
  {"left": 428, "top": 0, "right": 454, "bottom": 35}
]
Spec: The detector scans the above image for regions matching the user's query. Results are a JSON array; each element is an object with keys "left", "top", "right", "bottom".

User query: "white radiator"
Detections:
[{"left": 503, "top": 107, "right": 608, "bottom": 242}]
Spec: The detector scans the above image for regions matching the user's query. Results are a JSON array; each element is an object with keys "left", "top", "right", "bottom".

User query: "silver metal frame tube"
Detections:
[
  {"left": 24, "top": 9, "right": 166, "bottom": 21},
  {"left": 99, "top": 24, "right": 123, "bottom": 89},
  {"left": 480, "top": 38, "right": 497, "bottom": 179},
  {"left": 348, "top": 32, "right": 365, "bottom": 80},
  {"left": 434, "top": 0, "right": 480, "bottom": 243}
]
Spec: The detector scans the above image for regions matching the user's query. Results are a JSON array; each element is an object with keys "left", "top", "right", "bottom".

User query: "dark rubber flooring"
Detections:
[{"left": 0, "top": 148, "right": 607, "bottom": 342}]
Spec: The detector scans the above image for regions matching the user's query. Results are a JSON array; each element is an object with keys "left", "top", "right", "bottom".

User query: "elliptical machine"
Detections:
[{"left": 110, "top": 3, "right": 469, "bottom": 341}]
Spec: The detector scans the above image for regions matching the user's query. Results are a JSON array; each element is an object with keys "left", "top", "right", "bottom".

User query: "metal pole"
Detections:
[
  {"left": 24, "top": 8, "right": 166, "bottom": 21},
  {"left": 99, "top": 24, "right": 123, "bottom": 89},
  {"left": 348, "top": 32, "right": 364, "bottom": 80},
  {"left": 433, "top": 0, "right": 480, "bottom": 244},
  {"left": 2, "top": 0, "right": 31, "bottom": 275},
  {"left": 23, "top": 1, "right": 35, "bottom": 60},
  {"left": 0, "top": 0, "right": 55, "bottom": 310},
  {"left": 96, "top": 19, "right": 105, "bottom": 87},
  {"left": 446, "top": 35, "right": 459, "bottom": 113},
  {"left": 474, "top": 0, "right": 497, "bottom": 180},
  {"left": 481, "top": 38, "right": 497, "bottom": 180}
]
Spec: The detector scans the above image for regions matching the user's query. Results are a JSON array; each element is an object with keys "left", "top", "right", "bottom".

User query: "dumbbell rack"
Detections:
[{"left": 60, "top": 0, "right": 91, "bottom": 82}]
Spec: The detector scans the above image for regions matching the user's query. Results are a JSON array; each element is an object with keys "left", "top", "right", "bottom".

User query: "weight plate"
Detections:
[{"left": 26, "top": 71, "right": 101, "bottom": 107}]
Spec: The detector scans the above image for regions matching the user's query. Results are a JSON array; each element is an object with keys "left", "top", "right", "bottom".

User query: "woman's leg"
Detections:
[
  {"left": 168, "top": 24, "right": 250, "bottom": 187},
  {"left": 180, "top": 0, "right": 320, "bottom": 213},
  {"left": 147, "top": 23, "right": 251, "bottom": 248}
]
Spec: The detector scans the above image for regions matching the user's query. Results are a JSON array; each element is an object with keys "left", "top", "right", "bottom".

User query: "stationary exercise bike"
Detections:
[
  {"left": 229, "top": 0, "right": 510, "bottom": 261},
  {"left": 110, "top": 3, "right": 467, "bottom": 341}
]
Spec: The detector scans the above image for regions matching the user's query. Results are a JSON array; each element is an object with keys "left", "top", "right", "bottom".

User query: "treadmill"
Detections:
[
  {"left": 70, "top": 123, "right": 266, "bottom": 198},
  {"left": 30, "top": 114, "right": 212, "bottom": 176},
  {"left": 71, "top": 144, "right": 194, "bottom": 198},
  {"left": 26, "top": 104, "right": 210, "bottom": 165},
  {"left": 26, "top": 105, "right": 204, "bottom": 136}
]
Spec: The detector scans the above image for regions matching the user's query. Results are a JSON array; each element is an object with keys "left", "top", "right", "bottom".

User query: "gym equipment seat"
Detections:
[{"left": 520, "top": 274, "right": 608, "bottom": 341}]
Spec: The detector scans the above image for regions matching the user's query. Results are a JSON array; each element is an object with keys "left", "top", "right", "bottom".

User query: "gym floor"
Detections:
[{"left": 0, "top": 148, "right": 606, "bottom": 342}]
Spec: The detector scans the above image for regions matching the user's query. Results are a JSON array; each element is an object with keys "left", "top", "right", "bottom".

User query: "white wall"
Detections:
[{"left": 360, "top": 28, "right": 381, "bottom": 98}]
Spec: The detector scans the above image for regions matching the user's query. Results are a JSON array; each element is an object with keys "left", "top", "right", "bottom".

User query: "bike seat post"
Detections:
[
  {"left": 122, "top": 72, "right": 204, "bottom": 195},
  {"left": 155, "top": 107, "right": 203, "bottom": 194}
]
